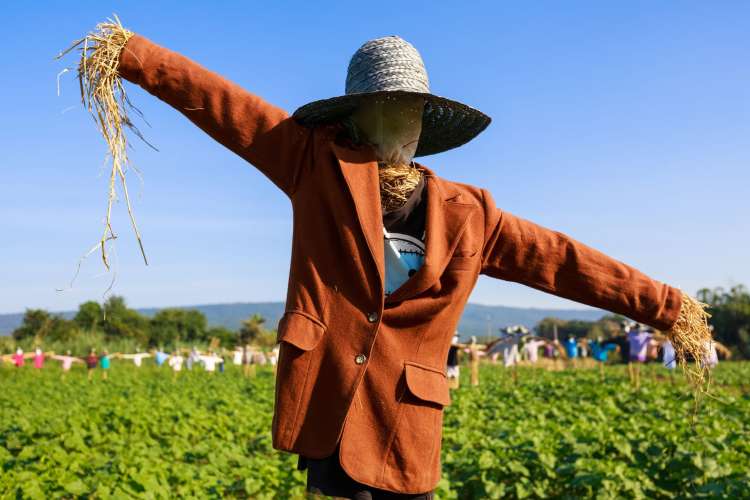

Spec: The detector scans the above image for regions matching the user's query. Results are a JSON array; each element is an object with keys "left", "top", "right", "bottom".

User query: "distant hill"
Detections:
[{"left": 0, "top": 301, "right": 605, "bottom": 339}]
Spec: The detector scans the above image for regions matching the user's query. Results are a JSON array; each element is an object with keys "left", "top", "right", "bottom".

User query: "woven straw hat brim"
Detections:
[{"left": 291, "top": 89, "right": 491, "bottom": 157}]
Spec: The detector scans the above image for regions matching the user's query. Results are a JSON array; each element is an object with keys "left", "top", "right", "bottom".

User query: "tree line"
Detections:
[{"left": 7, "top": 296, "right": 277, "bottom": 353}]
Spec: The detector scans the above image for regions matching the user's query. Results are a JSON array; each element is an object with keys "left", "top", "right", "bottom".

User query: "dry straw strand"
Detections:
[
  {"left": 666, "top": 292, "right": 714, "bottom": 409},
  {"left": 56, "top": 14, "right": 153, "bottom": 271},
  {"left": 378, "top": 162, "right": 423, "bottom": 212}
]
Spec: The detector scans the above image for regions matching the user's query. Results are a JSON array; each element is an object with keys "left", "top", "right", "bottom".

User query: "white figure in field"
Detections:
[
  {"left": 703, "top": 340, "right": 731, "bottom": 368},
  {"left": 187, "top": 346, "right": 200, "bottom": 371},
  {"left": 232, "top": 349, "right": 243, "bottom": 366},
  {"left": 486, "top": 326, "right": 527, "bottom": 367},
  {"left": 522, "top": 337, "right": 547, "bottom": 364},
  {"left": 120, "top": 351, "right": 152, "bottom": 367},
  {"left": 168, "top": 351, "right": 185, "bottom": 379},
  {"left": 701, "top": 325, "right": 730, "bottom": 368},
  {"left": 200, "top": 351, "right": 223, "bottom": 374},
  {"left": 501, "top": 340, "right": 520, "bottom": 368}
]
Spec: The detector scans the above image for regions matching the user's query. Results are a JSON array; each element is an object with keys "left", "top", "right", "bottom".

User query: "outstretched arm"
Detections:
[
  {"left": 714, "top": 342, "right": 732, "bottom": 359},
  {"left": 479, "top": 189, "right": 682, "bottom": 332},
  {"left": 117, "top": 34, "right": 313, "bottom": 196}
]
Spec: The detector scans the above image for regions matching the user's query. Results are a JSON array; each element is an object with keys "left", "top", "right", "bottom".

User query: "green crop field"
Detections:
[{"left": 1, "top": 362, "right": 749, "bottom": 499}]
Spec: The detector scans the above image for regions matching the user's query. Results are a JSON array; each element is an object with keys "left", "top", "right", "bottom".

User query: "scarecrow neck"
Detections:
[
  {"left": 378, "top": 162, "right": 422, "bottom": 213},
  {"left": 332, "top": 122, "right": 423, "bottom": 212}
]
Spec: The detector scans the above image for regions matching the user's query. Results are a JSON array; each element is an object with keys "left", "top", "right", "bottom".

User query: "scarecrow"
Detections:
[
  {"left": 60, "top": 18, "right": 713, "bottom": 497},
  {"left": 457, "top": 336, "right": 488, "bottom": 387}
]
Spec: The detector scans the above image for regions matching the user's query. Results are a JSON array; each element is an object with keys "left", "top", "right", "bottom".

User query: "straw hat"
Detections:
[{"left": 292, "top": 35, "right": 491, "bottom": 157}]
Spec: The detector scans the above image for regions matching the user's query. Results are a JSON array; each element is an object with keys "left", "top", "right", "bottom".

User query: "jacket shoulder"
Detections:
[{"left": 432, "top": 176, "right": 490, "bottom": 208}]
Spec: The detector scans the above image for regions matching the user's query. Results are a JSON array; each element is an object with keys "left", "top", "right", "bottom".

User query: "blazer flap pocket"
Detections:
[
  {"left": 276, "top": 310, "right": 326, "bottom": 351},
  {"left": 404, "top": 361, "right": 452, "bottom": 406}
]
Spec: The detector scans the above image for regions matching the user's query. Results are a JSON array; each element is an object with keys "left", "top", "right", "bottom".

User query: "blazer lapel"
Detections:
[
  {"left": 385, "top": 164, "right": 478, "bottom": 303},
  {"left": 332, "top": 142, "right": 385, "bottom": 294},
  {"left": 331, "top": 142, "right": 477, "bottom": 304}
]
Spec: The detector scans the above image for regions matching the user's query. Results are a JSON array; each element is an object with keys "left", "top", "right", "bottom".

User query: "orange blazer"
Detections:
[{"left": 118, "top": 34, "right": 683, "bottom": 494}]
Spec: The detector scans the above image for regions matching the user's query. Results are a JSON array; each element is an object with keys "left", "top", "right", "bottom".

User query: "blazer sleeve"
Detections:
[
  {"left": 478, "top": 189, "right": 683, "bottom": 331},
  {"left": 117, "top": 34, "right": 312, "bottom": 197}
]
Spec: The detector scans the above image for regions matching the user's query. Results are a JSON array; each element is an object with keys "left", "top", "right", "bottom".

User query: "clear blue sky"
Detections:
[{"left": 1, "top": 1, "right": 748, "bottom": 314}]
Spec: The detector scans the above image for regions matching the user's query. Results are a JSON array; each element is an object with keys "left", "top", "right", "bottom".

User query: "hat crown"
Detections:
[{"left": 345, "top": 35, "right": 430, "bottom": 95}]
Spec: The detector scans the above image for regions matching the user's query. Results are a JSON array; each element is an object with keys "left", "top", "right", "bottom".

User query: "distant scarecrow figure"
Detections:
[
  {"left": 469, "top": 336, "right": 488, "bottom": 386},
  {"left": 456, "top": 335, "right": 487, "bottom": 387},
  {"left": 61, "top": 18, "right": 713, "bottom": 497}
]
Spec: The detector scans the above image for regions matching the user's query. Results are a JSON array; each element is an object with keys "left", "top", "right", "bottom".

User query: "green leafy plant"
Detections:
[{"left": 1, "top": 361, "right": 748, "bottom": 498}]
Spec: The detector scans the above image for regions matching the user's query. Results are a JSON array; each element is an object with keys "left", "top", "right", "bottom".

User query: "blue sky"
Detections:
[{"left": 1, "top": 1, "right": 748, "bottom": 314}]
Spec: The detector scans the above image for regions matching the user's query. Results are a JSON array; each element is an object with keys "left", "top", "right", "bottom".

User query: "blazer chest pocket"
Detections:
[{"left": 445, "top": 248, "right": 479, "bottom": 272}]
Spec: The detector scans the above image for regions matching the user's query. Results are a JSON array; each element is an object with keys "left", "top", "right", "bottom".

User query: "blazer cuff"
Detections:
[
  {"left": 651, "top": 286, "right": 683, "bottom": 331},
  {"left": 117, "top": 33, "right": 149, "bottom": 85}
]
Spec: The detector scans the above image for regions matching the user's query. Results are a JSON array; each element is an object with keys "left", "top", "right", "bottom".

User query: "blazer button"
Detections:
[
  {"left": 355, "top": 354, "right": 367, "bottom": 365},
  {"left": 367, "top": 312, "right": 379, "bottom": 323}
]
